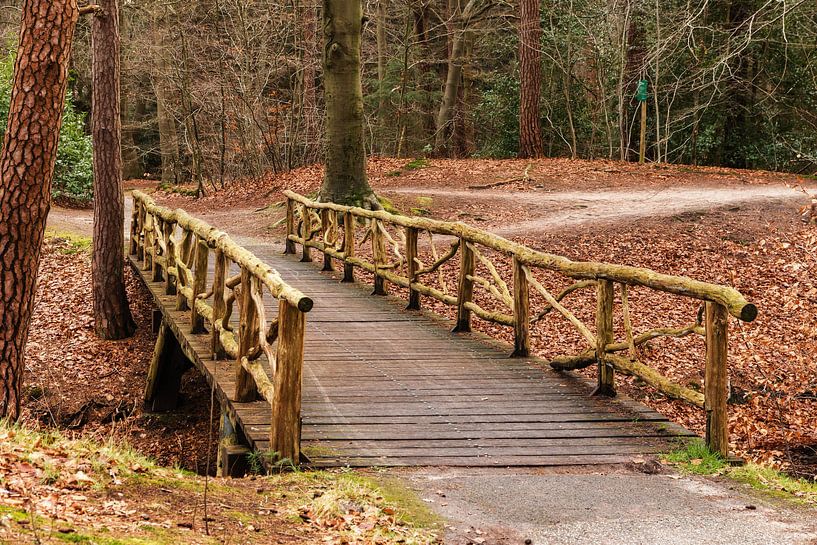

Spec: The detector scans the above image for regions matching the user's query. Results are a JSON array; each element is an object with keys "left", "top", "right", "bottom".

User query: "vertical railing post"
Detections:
[
  {"left": 191, "top": 237, "right": 209, "bottom": 333},
  {"left": 321, "top": 209, "right": 334, "bottom": 272},
  {"left": 300, "top": 204, "right": 312, "bottom": 263},
  {"left": 135, "top": 204, "right": 145, "bottom": 261},
  {"left": 705, "top": 301, "right": 729, "bottom": 457},
  {"left": 211, "top": 248, "right": 228, "bottom": 359},
  {"left": 284, "top": 198, "right": 296, "bottom": 255},
  {"left": 176, "top": 231, "right": 194, "bottom": 311},
  {"left": 372, "top": 219, "right": 387, "bottom": 295},
  {"left": 142, "top": 213, "right": 153, "bottom": 271},
  {"left": 234, "top": 269, "right": 259, "bottom": 402},
  {"left": 593, "top": 279, "right": 615, "bottom": 396},
  {"left": 163, "top": 221, "right": 177, "bottom": 296},
  {"left": 271, "top": 299, "right": 306, "bottom": 463},
  {"left": 406, "top": 227, "right": 420, "bottom": 310},
  {"left": 129, "top": 201, "right": 139, "bottom": 256},
  {"left": 152, "top": 217, "right": 164, "bottom": 282},
  {"left": 342, "top": 211, "right": 355, "bottom": 283},
  {"left": 511, "top": 256, "right": 530, "bottom": 357},
  {"left": 453, "top": 239, "right": 474, "bottom": 332}
]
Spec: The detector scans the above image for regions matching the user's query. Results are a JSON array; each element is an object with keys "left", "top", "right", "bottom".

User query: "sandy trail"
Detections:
[
  {"left": 384, "top": 185, "right": 808, "bottom": 236},
  {"left": 46, "top": 184, "right": 809, "bottom": 240}
]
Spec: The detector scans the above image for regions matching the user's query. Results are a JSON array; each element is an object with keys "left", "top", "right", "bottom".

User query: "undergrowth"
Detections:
[{"left": 664, "top": 440, "right": 817, "bottom": 506}]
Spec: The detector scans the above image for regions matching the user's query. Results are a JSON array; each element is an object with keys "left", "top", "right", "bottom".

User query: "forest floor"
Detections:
[{"left": 151, "top": 157, "right": 817, "bottom": 479}]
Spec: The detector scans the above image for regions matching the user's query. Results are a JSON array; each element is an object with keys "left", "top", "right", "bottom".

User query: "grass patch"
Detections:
[
  {"left": 386, "top": 158, "right": 431, "bottom": 177},
  {"left": 45, "top": 229, "right": 92, "bottom": 255},
  {"left": 379, "top": 195, "right": 402, "bottom": 215},
  {"left": 663, "top": 439, "right": 728, "bottom": 475},
  {"left": 403, "top": 158, "right": 430, "bottom": 170},
  {"left": 664, "top": 439, "right": 817, "bottom": 506}
]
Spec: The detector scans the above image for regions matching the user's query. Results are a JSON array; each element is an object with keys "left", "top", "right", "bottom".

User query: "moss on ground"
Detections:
[{"left": 664, "top": 439, "right": 817, "bottom": 506}]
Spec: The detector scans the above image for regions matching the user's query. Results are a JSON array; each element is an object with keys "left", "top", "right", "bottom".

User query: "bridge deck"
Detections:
[{"left": 130, "top": 242, "right": 694, "bottom": 467}]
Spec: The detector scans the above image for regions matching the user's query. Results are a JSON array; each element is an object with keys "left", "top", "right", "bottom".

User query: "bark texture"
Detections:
[
  {"left": 92, "top": 0, "right": 136, "bottom": 340},
  {"left": 320, "top": 0, "right": 379, "bottom": 208},
  {"left": 0, "top": 0, "right": 79, "bottom": 420},
  {"left": 517, "top": 0, "right": 544, "bottom": 158}
]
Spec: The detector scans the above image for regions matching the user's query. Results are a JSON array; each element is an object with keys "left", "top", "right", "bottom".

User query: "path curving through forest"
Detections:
[{"left": 385, "top": 184, "right": 810, "bottom": 236}]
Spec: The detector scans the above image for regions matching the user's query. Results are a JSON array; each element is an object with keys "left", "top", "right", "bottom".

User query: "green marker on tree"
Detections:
[{"left": 637, "top": 79, "right": 649, "bottom": 102}]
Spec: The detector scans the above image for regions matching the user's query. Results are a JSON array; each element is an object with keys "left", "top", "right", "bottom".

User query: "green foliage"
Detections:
[
  {"left": 664, "top": 439, "right": 817, "bottom": 506},
  {"left": 473, "top": 73, "right": 519, "bottom": 158},
  {"left": 0, "top": 51, "right": 94, "bottom": 203},
  {"left": 663, "top": 439, "right": 728, "bottom": 475}
]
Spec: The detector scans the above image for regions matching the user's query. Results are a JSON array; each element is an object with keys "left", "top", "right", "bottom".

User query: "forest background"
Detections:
[{"left": 0, "top": 0, "right": 814, "bottom": 203}]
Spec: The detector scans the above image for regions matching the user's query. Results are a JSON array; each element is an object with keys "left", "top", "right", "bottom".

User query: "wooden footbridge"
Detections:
[{"left": 128, "top": 191, "right": 757, "bottom": 474}]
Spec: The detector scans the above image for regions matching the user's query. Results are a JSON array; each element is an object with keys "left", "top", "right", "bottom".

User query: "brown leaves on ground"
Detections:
[
  {"left": 0, "top": 425, "right": 439, "bottom": 544},
  {"left": 22, "top": 236, "right": 218, "bottom": 474}
]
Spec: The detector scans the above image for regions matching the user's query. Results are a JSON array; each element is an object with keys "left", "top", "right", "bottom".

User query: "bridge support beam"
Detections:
[
  {"left": 217, "top": 409, "right": 250, "bottom": 477},
  {"left": 144, "top": 320, "right": 193, "bottom": 411}
]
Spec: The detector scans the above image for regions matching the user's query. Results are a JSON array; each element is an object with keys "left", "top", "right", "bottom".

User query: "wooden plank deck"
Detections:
[{"left": 128, "top": 241, "right": 694, "bottom": 468}]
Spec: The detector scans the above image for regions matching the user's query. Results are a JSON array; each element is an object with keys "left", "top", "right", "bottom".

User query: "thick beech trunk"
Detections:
[
  {"left": 517, "top": 0, "right": 544, "bottom": 158},
  {"left": 0, "top": 0, "right": 79, "bottom": 420},
  {"left": 321, "top": 0, "right": 378, "bottom": 208},
  {"left": 92, "top": 0, "right": 136, "bottom": 340}
]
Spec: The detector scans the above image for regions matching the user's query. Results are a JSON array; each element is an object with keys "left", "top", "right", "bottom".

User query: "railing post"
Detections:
[
  {"left": 176, "top": 230, "right": 194, "bottom": 311},
  {"left": 271, "top": 299, "right": 306, "bottom": 463},
  {"left": 142, "top": 213, "right": 153, "bottom": 271},
  {"left": 342, "top": 211, "right": 355, "bottom": 283},
  {"left": 152, "top": 217, "right": 164, "bottom": 282},
  {"left": 321, "top": 209, "right": 334, "bottom": 271},
  {"left": 284, "top": 198, "right": 296, "bottom": 255},
  {"left": 129, "top": 202, "right": 139, "bottom": 256},
  {"left": 300, "top": 204, "right": 312, "bottom": 263},
  {"left": 511, "top": 257, "right": 530, "bottom": 357},
  {"left": 135, "top": 204, "right": 145, "bottom": 261},
  {"left": 191, "top": 237, "right": 209, "bottom": 334},
  {"left": 372, "top": 219, "right": 387, "bottom": 296},
  {"left": 163, "top": 221, "right": 177, "bottom": 296},
  {"left": 211, "top": 248, "right": 228, "bottom": 359},
  {"left": 705, "top": 301, "right": 729, "bottom": 457},
  {"left": 593, "top": 279, "right": 616, "bottom": 396},
  {"left": 406, "top": 227, "right": 420, "bottom": 310},
  {"left": 453, "top": 238, "right": 474, "bottom": 333},
  {"left": 234, "top": 270, "right": 259, "bottom": 402}
]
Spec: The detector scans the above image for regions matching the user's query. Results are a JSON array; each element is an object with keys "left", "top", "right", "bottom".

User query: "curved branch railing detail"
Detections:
[
  {"left": 283, "top": 190, "right": 757, "bottom": 457},
  {"left": 131, "top": 191, "right": 312, "bottom": 464}
]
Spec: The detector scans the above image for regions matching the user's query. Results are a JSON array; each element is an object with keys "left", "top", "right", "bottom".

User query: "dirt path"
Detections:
[
  {"left": 51, "top": 183, "right": 808, "bottom": 244},
  {"left": 384, "top": 184, "right": 808, "bottom": 236}
]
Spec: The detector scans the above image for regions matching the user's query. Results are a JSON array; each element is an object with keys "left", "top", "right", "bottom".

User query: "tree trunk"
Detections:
[
  {"left": 151, "top": 22, "right": 180, "bottom": 185},
  {"left": 0, "top": 0, "right": 79, "bottom": 420},
  {"left": 91, "top": 0, "right": 136, "bottom": 340},
  {"left": 376, "top": 0, "right": 388, "bottom": 121},
  {"left": 517, "top": 0, "right": 544, "bottom": 158},
  {"left": 321, "top": 0, "right": 378, "bottom": 208},
  {"left": 301, "top": 0, "right": 319, "bottom": 164},
  {"left": 434, "top": 27, "right": 466, "bottom": 155}
]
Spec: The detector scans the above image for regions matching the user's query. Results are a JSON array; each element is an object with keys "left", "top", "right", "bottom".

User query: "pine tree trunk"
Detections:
[
  {"left": 91, "top": 0, "right": 136, "bottom": 340},
  {"left": 0, "top": 0, "right": 79, "bottom": 420},
  {"left": 517, "top": 0, "right": 544, "bottom": 158},
  {"left": 321, "top": 0, "right": 378, "bottom": 208}
]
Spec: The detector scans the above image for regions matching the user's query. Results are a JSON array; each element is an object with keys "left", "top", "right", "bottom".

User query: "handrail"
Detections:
[
  {"left": 284, "top": 190, "right": 755, "bottom": 321},
  {"left": 284, "top": 190, "right": 758, "bottom": 458},
  {"left": 131, "top": 190, "right": 309, "bottom": 465}
]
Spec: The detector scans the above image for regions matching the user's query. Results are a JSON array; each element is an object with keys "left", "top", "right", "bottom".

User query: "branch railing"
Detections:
[
  {"left": 131, "top": 191, "right": 312, "bottom": 463},
  {"left": 284, "top": 190, "right": 757, "bottom": 457}
]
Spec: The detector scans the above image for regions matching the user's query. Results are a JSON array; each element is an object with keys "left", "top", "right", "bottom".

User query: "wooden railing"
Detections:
[
  {"left": 284, "top": 190, "right": 757, "bottom": 457},
  {"left": 130, "top": 191, "right": 312, "bottom": 464}
]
